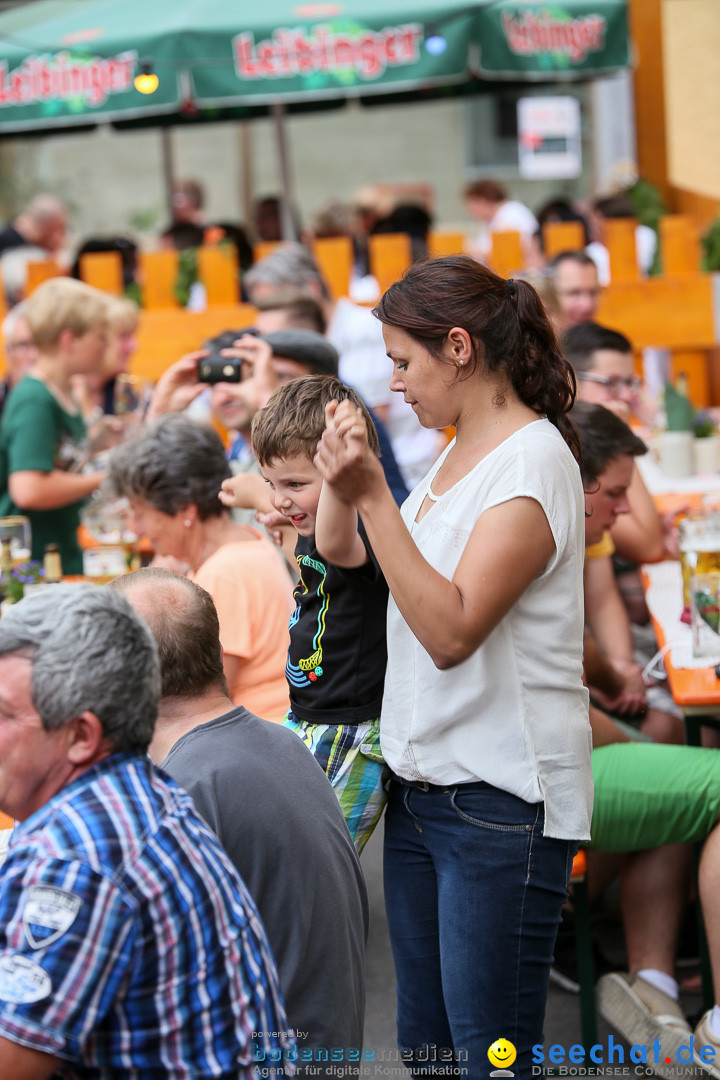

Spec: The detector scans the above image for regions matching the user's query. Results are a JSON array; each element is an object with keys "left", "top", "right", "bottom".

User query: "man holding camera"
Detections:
[
  {"left": 209, "top": 327, "right": 337, "bottom": 452},
  {"left": 146, "top": 326, "right": 408, "bottom": 528}
]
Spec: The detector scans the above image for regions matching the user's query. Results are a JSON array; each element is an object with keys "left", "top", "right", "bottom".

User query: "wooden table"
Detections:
[
  {"left": 642, "top": 563, "right": 720, "bottom": 737},
  {"left": 642, "top": 561, "right": 720, "bottom": 1007}
]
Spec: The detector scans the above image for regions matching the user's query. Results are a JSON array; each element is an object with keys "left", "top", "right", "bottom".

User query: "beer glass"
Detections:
[{"left": 691, "top": 571, "right": 720, "bottom": 658}]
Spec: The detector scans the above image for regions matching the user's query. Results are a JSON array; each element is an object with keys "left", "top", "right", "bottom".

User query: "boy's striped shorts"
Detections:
[{"left": 282, "top": 714, "right": 389, "bottom": 854}]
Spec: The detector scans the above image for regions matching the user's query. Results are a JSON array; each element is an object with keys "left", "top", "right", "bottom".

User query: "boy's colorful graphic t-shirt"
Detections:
[{"left": 287, "top": 527, "right": 388, "bottom": 723}]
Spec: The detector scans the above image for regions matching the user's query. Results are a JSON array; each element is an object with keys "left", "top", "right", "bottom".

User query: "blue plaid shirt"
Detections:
[{"left": 0, "top": 752, "right": 294, "bottom": 1078}]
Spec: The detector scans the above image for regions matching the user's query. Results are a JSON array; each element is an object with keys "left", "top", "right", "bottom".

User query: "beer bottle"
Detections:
[
  {"left": 43, "top": 543, "right": 63, "bottom": 584},
  {"left": 0, "top": 536, "right": 13, "bottom": 601}
]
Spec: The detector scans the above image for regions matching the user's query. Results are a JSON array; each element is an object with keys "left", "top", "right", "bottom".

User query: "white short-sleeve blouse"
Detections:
[{"left": 380, "top": 418, "right": 593, "bottom": 841}]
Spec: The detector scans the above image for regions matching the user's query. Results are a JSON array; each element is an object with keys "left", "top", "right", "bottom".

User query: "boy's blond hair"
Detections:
[
  {"left": 252, "top": 375, "right": 380, "bottom": 466},
  {"left": 25, "top": 277, "right": 110, "bottom": 351}
]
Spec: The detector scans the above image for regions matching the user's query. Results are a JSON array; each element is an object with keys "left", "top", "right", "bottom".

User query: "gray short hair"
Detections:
[
  {"left": 244, "top": 243, "right": 330, "bottom": 301},
  {"left": 106, "top": 414, "right": 231, "bottom": 519},
  {"left": 0, "top": 585, "right": 160, "bottom": 750},
  {"left": 25, "top": 193, "right": 67, "bottom": 225},
  {"left": 2, "top": 300, "right": 29, "bottom": 342}
]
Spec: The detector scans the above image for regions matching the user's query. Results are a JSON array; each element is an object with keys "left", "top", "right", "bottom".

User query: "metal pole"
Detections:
[
  {"left": 271, "top": 102, "right": 297, "bottom": 242},
  {"left": 237, "top": 120, "right": 253, "bottom": 226},
  {"left": 160, "top": 127, "right": 175, "bottom": 220}
]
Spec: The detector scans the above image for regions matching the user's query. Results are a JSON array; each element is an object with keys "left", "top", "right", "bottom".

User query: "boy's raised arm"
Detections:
[{"left": 315, "top": 401, "right": 370, "bottom": 569}]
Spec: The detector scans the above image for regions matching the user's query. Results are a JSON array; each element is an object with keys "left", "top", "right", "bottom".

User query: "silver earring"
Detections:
[
  {"left": 458, "top": 359, "right": 465, "bottom": 366},
  {"left": 184, "top": 519, "right": 191, "bottom": 526}
]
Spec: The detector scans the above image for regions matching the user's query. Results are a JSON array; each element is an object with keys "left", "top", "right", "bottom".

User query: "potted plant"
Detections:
[
  {"left": 0, "top": 559, "right": 45, "bottom": 616},
  {"left": 659, "top": 381, "right": 695, "bottom": 478},
  {"left": 693, "top": 410, "right": 719, "bottom": 474}
]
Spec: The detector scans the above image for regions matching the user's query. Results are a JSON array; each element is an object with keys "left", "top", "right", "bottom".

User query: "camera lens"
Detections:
[{"left": 198, "top": 355, "right": 243, "bottom": 383}]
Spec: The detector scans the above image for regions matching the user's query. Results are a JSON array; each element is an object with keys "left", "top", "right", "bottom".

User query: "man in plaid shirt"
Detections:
[{"left": 0, "top": 585, "right": 294, "bottom": 1079}]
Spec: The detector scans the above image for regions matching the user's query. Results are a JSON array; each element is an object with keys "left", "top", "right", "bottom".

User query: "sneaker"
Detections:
[
  {"left": 597, "top": 972, "right": 692, "bottom": 1077},
  {"left": 693, "top": 1011, "right": 720, "bottom": 1079}
]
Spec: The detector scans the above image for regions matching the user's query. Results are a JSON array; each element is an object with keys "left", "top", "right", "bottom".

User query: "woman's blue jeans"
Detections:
[{"left": 383, "top": 777, "right": 577, "bottom": 1080}]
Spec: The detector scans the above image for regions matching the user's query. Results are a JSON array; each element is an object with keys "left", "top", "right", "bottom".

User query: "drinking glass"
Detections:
[
  {"left": 679, "top": 513, "right": 720, "bottom": 609},
  {"left": 691, "top": 571, "right": 720, "bottom": 658}
]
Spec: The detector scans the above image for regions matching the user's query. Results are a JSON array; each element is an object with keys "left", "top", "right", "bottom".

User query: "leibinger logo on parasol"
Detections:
[
  {"left": 532, "top": 1035, "right": 716, "bottom": 1075},
  {"left": 501, "top": 12, "right": 607, "bottom": 64},
  {"left": 0, "top": 50, "right": 137, "bottom": 108},
  {"left": 233, "top": 24, "right": 424, "bottom": 82}
]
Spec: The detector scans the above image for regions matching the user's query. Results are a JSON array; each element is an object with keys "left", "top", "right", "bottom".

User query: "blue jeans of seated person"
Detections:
[{"left": 383, "top": 778, "right": 577, "bottom": 1080}]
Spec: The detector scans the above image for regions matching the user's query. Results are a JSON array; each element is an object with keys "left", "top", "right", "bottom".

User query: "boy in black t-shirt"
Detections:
[{"left": 221, "top": 375, "right": 389, "bottom": 853}]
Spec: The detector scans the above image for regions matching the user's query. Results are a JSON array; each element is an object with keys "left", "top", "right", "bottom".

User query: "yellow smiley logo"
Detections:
[{"left": 488, "top": 1039, "right": 517, "bottom": 1069}]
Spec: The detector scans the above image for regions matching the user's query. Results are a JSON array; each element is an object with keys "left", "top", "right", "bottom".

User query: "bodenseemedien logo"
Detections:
[{"left": 489, "top": 1038, "right": 517, "bottom": 1077}]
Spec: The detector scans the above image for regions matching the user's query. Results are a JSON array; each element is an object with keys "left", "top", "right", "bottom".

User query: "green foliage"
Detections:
[
  {"left": 701, "top": 214, "right": 720, "bottom": 272},
  {"left": 3, "top": 560, "right": 45, "bottom": 603},
  {"left": 174, "top": 246, "right": 199, "bottom": 307},
  {"left": 128, "top": 205, "right": 162, "bottom": 232},
  {"left": 624, "top": 178, "right": 667, "bottom": 231},
  {"left": 693, "top": 409, "right": 716, "bottom": 439},
  {"left": 172, "top": 238, "right": 234, "bottom": 306},
  {"left": 624, "top": 179, "right": 667, "bottom": 276},
  {"left": 124, "top": 280, "right": 142, "bottom": 306}
]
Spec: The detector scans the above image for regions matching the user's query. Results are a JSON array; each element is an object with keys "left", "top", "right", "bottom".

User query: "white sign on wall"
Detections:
[{"left": 517, "top": 95, "right": 582, "bottom": 179}]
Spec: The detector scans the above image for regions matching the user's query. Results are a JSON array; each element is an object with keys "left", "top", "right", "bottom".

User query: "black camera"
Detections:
[{"left": 197, "top": 328, "right": 260, "bottom": 384}]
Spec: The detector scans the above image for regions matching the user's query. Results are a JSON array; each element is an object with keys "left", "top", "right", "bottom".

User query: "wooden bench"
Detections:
[{"left": 2, "top": 218, "right": 717, "bottom": 404}]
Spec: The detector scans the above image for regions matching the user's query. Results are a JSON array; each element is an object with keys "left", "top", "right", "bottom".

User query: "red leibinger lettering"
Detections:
[
  {"left": 233, "top": 24, "right": 424, "bottom": 82},
  {"left": 501, "top": 11, "right": 607, "bottom": 64},
  {"left": 0, "top": 50, "right": 137, "bottom": 109}
]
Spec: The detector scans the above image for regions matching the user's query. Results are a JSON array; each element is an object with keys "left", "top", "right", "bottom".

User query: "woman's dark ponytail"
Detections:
[
  {"left": 512, "top": 278, "right": 580, "bottom": 463},
  {"left": 374, "top": 255, "right": 580, "bottom": 462}
]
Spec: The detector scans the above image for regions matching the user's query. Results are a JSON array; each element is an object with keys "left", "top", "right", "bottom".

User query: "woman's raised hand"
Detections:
[{"left": 314, "top": 399, "right": 383, "bottom": 504}]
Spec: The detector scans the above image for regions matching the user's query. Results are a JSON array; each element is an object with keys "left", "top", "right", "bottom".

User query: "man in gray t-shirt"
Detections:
[{"left": 112, "top": 568, "right": 368, "bottom": 1070}]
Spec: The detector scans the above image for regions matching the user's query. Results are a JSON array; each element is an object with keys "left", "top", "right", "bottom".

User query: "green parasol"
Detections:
[{"left": 0, "top": 0, "right": 630, "bottom": 132}]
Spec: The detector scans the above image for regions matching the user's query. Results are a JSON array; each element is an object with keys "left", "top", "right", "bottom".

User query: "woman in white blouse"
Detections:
[{"left": 315, "top": 255, "right": 593, "bottom": 1080}]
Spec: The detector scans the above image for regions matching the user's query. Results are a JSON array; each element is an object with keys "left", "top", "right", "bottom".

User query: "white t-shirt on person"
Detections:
[
  {"left": 380, "top": 418, "right": 593, "bottom": 842},
  {"left": 471, "top": 200, "right": 539, "bottom": 261}
]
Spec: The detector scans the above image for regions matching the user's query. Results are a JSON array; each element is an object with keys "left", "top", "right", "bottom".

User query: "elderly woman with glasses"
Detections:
[{"left": 106, "top": 414, "right": 294, "bottom": 723}]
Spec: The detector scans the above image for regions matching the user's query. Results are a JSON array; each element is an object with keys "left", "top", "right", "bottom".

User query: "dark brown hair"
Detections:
[
  {"left": 570, "top": 401, "right": 647, "bottom": 485},
  {"left": 561, "top": 322, "right": 633, "bottom": 374},
  {"left": 464, "top": 179, "right": 507, "bottom": 203},
  {"left": 373, "top": 255, "right": 580, "bottom": 460},
  {"left": 252, "top": 375, "right": 379, "bottom": 466}
]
